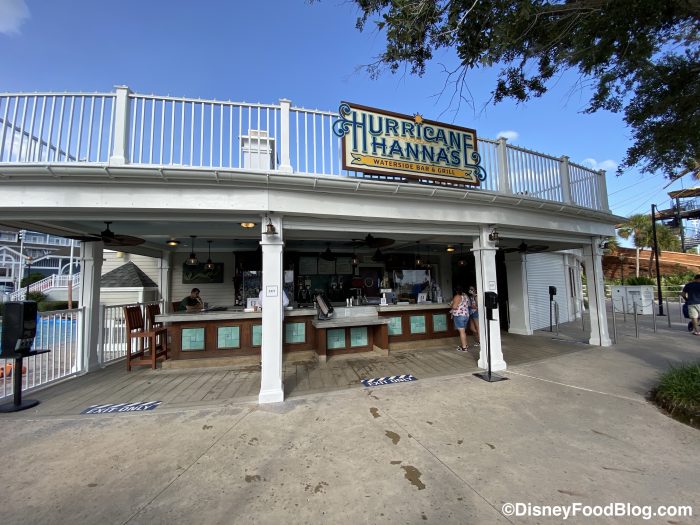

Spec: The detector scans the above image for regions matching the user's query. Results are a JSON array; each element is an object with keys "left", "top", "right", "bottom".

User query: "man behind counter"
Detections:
[{"left": 180, "top": 287, "right": 204, "bottom": 312}]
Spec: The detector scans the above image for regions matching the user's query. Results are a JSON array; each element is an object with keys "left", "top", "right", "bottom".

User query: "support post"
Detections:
[
  {"left": 598, "top": 169, "right": 610, "bottom": 212},
  {"left": 582, "top": 239, "right": 612, "bottom": 346},
  {"left": 559, "top": 155, "right": 572, "bottom": 204},
  {"left": 651, "top": 204, "right": 664, "bottom": 315},
  {"left": 496, "top": 137, "right": 512, "bottom": 195},
  {"left": 109, "top": 86, "right": 131, "bottom": 165},
  {"left": 472, "top": 227, "right": 506, "bottom": 370},
  {"left": 259, "top": 214, "right": 285, "bottom": 403},
  {"left": 79, "top": 241, "right": 103, "bottom": 372},
  {"left": 278, "top": 99, "right": 293, "bottom": 173}
]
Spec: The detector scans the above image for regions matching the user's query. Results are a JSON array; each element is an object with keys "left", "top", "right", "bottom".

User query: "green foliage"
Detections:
[
  {"left": 350, "top": 0, "right": 700, "bottom": 179},
  {"left": 25, "top": 291, "right": 47, "bottom": 303},
  {"left": 653, "top": 362, "right": 700, "bottom": 428},
  {"left": 625, "top": 276, "right": 655, "bottom": 285},
  {"left": 663, "top": 271, "right": 696, "bottom": 286},
  {"left": 38, "top": 301, "right": 70, "bottom": 312},
  {"left": 20, "top": 272, "right": 44, "bottom": 288}
]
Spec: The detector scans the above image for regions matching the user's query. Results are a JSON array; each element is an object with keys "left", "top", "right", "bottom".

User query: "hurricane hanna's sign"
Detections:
[{"left": 333, "top": 102, "right": 485, "bottom": 185}]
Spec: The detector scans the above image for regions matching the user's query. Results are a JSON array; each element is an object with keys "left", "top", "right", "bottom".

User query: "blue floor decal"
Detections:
[
  {"left": 81, "top": 401, "right": 161, "bottom": 414},
  {"left": 361, "top": 375, "right": 417, "bottom": 387}
]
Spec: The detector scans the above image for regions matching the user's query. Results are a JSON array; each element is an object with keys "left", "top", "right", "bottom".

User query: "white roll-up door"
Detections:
[{"left": 526, "top": 253, "right": 570, "bottom": 330}]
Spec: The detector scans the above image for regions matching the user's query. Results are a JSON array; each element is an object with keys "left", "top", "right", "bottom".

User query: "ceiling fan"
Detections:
[
  {"left": 502, "top": 241, "right": 549, "bottom": 254},
  {"left": 350, "top": 233, "right": 395, "bottom": 249},
  {"left": 67, "top": 221, "right": 145, "bottom": 246},
  {"left": 319, "top": 243, "right": 336, "bottom": 262}
]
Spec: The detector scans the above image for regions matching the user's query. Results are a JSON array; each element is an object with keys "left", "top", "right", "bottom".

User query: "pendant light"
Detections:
[
  {"left": 457, "top": 243, "right": 466, "bottom": 267},
  {"left": 415, "top": 241, "right": 422, "bottom": 267},
  {"left": 204, "top": 240, "right": 215, "bottom": 271},
  {"left": 186, "top": 235, "right": 199, "bottom": 266},
  {"left": 351, "top": 249, "right": 359, "bottom": 267}
]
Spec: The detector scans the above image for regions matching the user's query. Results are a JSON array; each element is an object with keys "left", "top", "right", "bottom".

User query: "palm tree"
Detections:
[
  {"left": 617, "top": 213, "right": 682, "bottom": 277},
  {"left": 617, "top": 214, "right": 652, "bottom": 277},
  {"left": 649, "top": 223, "right": 682, "bottom": 276}
]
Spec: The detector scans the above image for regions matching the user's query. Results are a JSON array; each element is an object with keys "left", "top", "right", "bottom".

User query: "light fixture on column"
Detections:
[
  {"left": 457, "top": 243, "right": 466, "bottom": 267},
  {"left": 185, "top": 235, "right": 199, "bottom": 266},
  {"left": 488, "top": 228, "right": 499, "bottom": 244},
  {"left": 262, "top": 216, "right": 277, "bottom": 235},
  {"left": 204, "top": 240, "right": 215, "bottom": 271}
]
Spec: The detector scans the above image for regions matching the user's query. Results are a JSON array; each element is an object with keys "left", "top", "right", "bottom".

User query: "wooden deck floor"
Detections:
[{"left": 5, "top": 330, "right": 589, "bottom": 417}]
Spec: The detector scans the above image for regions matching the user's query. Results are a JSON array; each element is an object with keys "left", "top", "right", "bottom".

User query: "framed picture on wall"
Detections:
[{"left": 182, "top": 263, "right": 224, "bottom": 283}]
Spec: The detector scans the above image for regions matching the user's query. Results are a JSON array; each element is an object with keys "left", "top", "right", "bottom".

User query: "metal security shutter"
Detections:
[{"left": 526, "top": 253, "right": 570, "bottom": 331}]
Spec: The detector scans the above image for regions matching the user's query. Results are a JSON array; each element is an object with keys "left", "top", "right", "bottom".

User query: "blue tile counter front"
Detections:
[
  {"left": 327, "top": 328, "right": 346, "bottom": 350},
  {"left": 387, "top": 316, "right": 403, "bottom": 336},
  {"left": 350, "top": 327, "right": 368, "bottom": 347},
  {"left": 378, "top": 304, "right": 458, "bottom": 344},
  {"left": 432, "top": 313, "right": 448, "bottom": 332},
  {"left": 182, "top": 328, "right": 205, "bottom": 351},
  {"left": 252, "top": 325, "right": 262, "bottom": 346},
  {"left": 285, "top": 322, "right": 306, "bottom": 344},
  {"left": 217, "top": 326, "right": 240, "bottom": 349},
  {"left": 410, "top": 315, "right": 426, "bottom": 334}
]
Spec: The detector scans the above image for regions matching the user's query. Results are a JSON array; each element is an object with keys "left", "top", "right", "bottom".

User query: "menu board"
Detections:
[
  {"left": 299, "top": 256, "right": 317, "bottom": 275},
  {"left": 317, "top": 258, "right": 336, "bottom": 275},
  {"left": 335, "top": 257, "right": 353, "bottom": 274}
]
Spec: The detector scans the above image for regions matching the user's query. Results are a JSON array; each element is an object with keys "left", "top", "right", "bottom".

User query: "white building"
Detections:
[{"left": 0, "top": 87, "right": 616, "bottom": 403}]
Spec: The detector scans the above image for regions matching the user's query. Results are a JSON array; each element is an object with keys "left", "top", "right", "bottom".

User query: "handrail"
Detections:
[{"left": 0, "top": 87, "right": 608, "bottom": 212}]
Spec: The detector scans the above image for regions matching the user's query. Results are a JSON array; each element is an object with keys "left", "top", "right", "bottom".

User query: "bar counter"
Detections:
[
  {"left": 155, "top": 302, "right": 458, "bottom": 360},
  {"left": 156, "top": 307, "right": 316, "bottom": 359}
]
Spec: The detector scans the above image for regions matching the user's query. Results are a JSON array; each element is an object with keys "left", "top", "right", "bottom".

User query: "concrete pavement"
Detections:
[{"left": 0, "top": 319, "right": 698, "bottom": 524}]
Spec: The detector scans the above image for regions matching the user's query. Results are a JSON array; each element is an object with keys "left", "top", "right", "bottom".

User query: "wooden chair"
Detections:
[
  {"left": 171, "top": 301, "right": 181, "bottom": 313},
  {"left": 145, "top": 303, "right": 163, "bottom": 330},
  {"left": 124, "top": 305, "right": 168, "bottom": 371}
]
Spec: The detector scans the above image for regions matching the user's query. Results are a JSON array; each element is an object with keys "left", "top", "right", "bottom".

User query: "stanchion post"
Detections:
[
  {"left": 622, "top": 297, "right": 627, "bottom": 323},
  {"left": 611, "top": 299, "right": 617, "bottom": 344},
  {"left": 666, "top": 298, "right": 671, "bottom": 327},
  {"left": 634, "top": 300, "right": 639, "bottom": 338},
  {"left": 581, "top": 298, "right": 585, "bottom": 331},
  {"left": 555, "top": 302, "right": 559, "bottom": 336},
  {"left": 652, "top": 300, "right": 657, "bottom": 333}
]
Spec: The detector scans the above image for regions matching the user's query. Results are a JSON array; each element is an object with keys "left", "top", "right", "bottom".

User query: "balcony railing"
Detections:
[{"left": 0, "top": 87, "right": 609, "bottom": 212}]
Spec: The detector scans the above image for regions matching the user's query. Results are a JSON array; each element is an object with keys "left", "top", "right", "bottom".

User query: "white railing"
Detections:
[
  {"left": 0, "top": 92, "right": 115, "bottom": 163},
  {"left": 99, "top": 300, "right": 163, "bottom": 365},
  {"left": 9, "top": 273, "right": 81, "bottom": 301},
  {"left": 0, "top": 307, "right": 83, "bottom": 400},
  {"left": 127, "top": 93, "right": 280, "bottom": 169},
  {"left": 0, "top": 300, "right": 166, "bottom": 399},
  {"left": 0, "top": 87, "right": 608, "bottom": 212}
]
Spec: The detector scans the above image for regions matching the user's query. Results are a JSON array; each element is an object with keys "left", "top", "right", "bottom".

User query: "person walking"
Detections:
[
  {"left": 682, "top": 274, "right": 700, "bottom": 335},
  {"left": 450, "top": 285, "right": 470, "bottom": 352},
  {"left": 467, "top": 285, "right": 480, "bottom": 346}
]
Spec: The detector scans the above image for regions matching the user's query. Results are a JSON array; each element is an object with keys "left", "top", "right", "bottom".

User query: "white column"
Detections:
[
  {"left": 472, "top": 227, "right": 506, "bottom": 370},
  {"left": 79, "top": 241, "right": 103, "bottom": 372},
  {"left": 496, "top": 137, "right": 511, "bottom": 195},
  {"left": 504, "top": 251, "right": 532, "bottom": 335},
  {"left": 109, "top": 86, "right": 131, "bottom": 166},
  {"left": 583, "top": 239, "right": 612, "bottom": 346},
  {"left": 278, "top": 99, "right": 293, "bottom": 173},
  {"left": 598, "top": 169, "right": 610, "bottom": 212},
  {"left": 559, "top": 155, "right": 572, "bottom": 204},
  {"left": 159, "top": 251, "right": 172, "bottom": 307},
  {"left": 259, "top": 215, "right": 285, "bottom": 403}
]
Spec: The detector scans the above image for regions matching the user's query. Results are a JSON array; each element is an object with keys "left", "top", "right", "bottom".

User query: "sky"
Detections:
[{"left": 0, "top": 0, "right": 695, "bottom": 226}]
